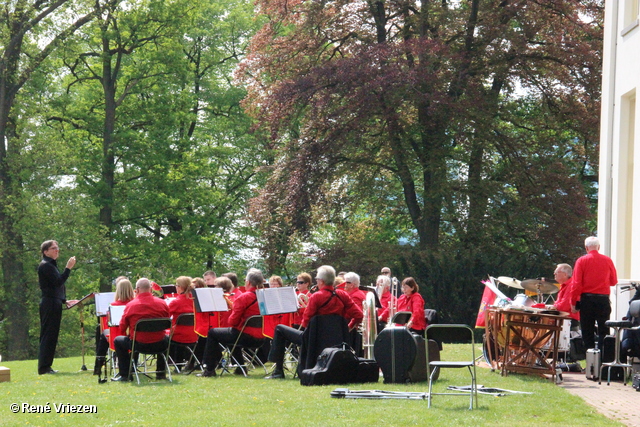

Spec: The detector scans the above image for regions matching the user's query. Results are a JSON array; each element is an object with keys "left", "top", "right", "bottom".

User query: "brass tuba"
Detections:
[{"left": 362, "top": 291, "right": 378, "bottom": 359}]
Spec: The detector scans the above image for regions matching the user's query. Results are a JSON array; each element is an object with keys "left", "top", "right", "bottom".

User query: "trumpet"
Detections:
[{"left": 385, "top": 277, "right": 398, "bottom": 329}]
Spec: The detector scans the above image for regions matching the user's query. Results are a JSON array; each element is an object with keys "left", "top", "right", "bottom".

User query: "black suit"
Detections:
[{"left": 38, "top": 256, "right": 71, "bottom": 374}]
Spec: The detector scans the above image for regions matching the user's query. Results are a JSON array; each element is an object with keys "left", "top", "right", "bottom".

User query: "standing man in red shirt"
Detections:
[{"left": 571, "top": 236, "right": 618, "bottom": 350}]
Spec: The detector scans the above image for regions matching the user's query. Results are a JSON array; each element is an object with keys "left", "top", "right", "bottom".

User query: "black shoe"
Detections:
[
  {"left": 40, "top": 369, "right": 58, "bottom": 375},
  {"left": 196, "top": 369, "right": 216, "bottom": 378},
  {"left": 111, "top": 375, "right": 131, "bottom": 382},
  {"left": 265, "top": 369, "right": 285, "bottom": 379},
  {"left": 234, "top": 367, "right": 245, "bottom": 376},
  {"left": 156, "top": 373, "right": 167, "bottom": 380}
]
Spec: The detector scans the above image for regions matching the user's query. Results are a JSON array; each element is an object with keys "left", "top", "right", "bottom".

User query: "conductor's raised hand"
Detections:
[{"left": 66, "top": 256, "right": 76, "bottom": 269}]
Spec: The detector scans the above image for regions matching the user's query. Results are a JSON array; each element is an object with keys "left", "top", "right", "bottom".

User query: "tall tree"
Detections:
[
  {"left": 49, "top": 0, "right": 264, "bottom": 283},
  {"left": 239, "top": 0, "right": 602, "bottom": 266},
  {"left": 0, "top": 0, "right": 101, "bottom": 359}
]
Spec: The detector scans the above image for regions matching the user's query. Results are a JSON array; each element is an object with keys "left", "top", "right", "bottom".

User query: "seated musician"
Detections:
[
  {"left": 198, "top": 268, "right": 265, "bottom": 377},
  {"left": 376, "top": 275, "right": 396, "bottom": 327},
  {"left": 293, "top": 273, "right": 312, "bottom": 327},
  {"left": 191, "top": 277, "right": 214, "bottom": 368},
  {"left": 265, "top": 265, "right": 363, "bottom": 379},
  {"left": 168, "top": 276, "right": 198, "bottom": 364},
  {"left": 93, "top": 278, "right": 134, "bottom": 375},
  {"left": 113, "top": 278, "right": 170, "bottom": 381},
  {"left": 380, "top": 277, "right": 426, "bottom": 335},
  {"left": 215, "top": 276, "right": 236, "bottom": 327},
  {"left": 344, "top": 272, "right": 366, "bottom": 312},
  {"left": 222, "top": 272, "right": 242, "bottom": 295},
  {"left": 263, "top": 275, "right": 293, "bottom": 338},
  {"left": 551, "top": 263, "right": 580, "bottom": 329}
]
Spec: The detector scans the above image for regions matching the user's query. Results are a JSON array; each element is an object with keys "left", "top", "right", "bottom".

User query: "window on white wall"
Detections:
[
  {"left": 623, "top": 0, "right": 639, "bottom": 33},
  {"left": 617, "top": 91, "right": 636, "bottom": 277}
]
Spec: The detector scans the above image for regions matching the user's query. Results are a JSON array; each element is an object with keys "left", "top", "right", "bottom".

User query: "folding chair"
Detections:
[
  {"left": 425, "top": 324, "right": 478, "bottom": 409},
  {"left": 130, "top": 317, "right": 172, "bottom": 384},
  {"left": 218, "top": 315, "right": 267, "bottom": 377},
  {"left": 168, "top": 313, "right": 202, "bottom": 374}
]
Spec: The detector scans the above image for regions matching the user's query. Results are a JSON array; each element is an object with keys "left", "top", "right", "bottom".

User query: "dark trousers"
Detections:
[
  {"left": 38, "top": 297, "right": 63, "bottom": 374},
  {"left": 114, "top": 335, "right": 169, "bottom": 378},
  {"left": 580, "top": 293, "right": 611, "bottom": 350},
  {"left": 268, "top": 325, "right": 304, "bottom": 370},
  {"left": 201, "top": 327, "right": 263, "bottom": 371}
]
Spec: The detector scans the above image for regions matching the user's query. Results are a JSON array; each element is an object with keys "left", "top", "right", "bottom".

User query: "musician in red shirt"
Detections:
[
  {"left": 570, "top": 236, "right": 618, "bottom": 350},
  {"left": 198, "top": 269, "right": 265, "bottom": 377},
  {"left": 551, "top": 263, "right": 580, "bottom": 324},
  {"left": 113, "top": 278, "right": 170, "bottom": 381},
  {"left": 376, "top": 275, "right": 397, "bottom": 325},
  {"left": 292, "top": 273, "right": 312, "bottom": 327},
  {"left": 395, "top": 277, "right": 426, "bottom": 334},
  {"left": 265, "top": 265, "right": 363, "bottom": 379},
  {"left": 344, "top": 272, "right": 366, "bottom": 312},
  {"left": 168, "top": 276, "right": 198, "bottom": 364},
  {"left": 94, "top": 279, "right": 134, "bottom": 375}
]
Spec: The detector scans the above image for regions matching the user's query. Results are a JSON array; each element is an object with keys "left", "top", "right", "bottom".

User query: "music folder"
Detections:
[
  {"left": 95, "top": 292, "right": 116, "bottom": 316},
  {"left": 257, "top": 287, "right": 298, "bottom": 315},
  {"left": 161, "top": 285, "right": 177, "bottom": 295},
  {"left": 108, "top": 305, "right": 126, "bottom": 326},
  {"left": 192, "top": 287, "right": 228, "bottom": 313}
]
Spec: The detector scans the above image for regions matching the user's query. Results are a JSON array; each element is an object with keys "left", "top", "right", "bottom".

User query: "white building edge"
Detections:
[{"left": 599, "top": 0, "right": 640, "bottom": 319}]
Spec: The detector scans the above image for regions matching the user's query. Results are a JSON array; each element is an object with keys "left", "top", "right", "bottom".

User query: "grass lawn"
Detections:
[{"left": 0, "top": 345, "right": 622, "bottom": 427}]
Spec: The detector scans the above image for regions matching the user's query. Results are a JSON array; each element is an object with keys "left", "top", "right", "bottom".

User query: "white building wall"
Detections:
[{"left": 599, "top": 0, "right": 640, "bottom": 319}]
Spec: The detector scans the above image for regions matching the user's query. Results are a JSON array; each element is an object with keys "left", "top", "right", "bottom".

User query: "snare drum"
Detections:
[{"left": 512, "top": 294, "right": 534, "bottom": 307}]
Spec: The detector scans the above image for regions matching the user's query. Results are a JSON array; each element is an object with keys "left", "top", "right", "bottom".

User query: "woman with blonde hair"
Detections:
[
  {"left": 169, "top": 276, "right": 198, "bottom": 365},
  {"left": 94, "top": 279, "right": 134, "bottom": 375}
]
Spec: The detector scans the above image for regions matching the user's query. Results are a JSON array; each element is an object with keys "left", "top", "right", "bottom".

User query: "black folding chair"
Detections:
[
  {"left": 168, "top": 313, "right": 202, "bottom": 374},
  {"left": 218, "top": 315, "right": 267, "bottom": 377},
  {"left": 130, "top": 317, "right": 172, "bottom": 384}
]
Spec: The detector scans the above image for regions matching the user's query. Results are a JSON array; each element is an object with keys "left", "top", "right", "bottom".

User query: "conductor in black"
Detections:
[{"left": 38, "top": 240, "right": 76, "bottom": 375}]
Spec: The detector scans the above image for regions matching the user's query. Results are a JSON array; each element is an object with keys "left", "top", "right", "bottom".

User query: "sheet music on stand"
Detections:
[
  {"left": 65, "top": 292, "right": 95, "bottom": 310},
  {"left": 108, "top": 305, "right": 126, "bottom": 326},
  {"left": 192, "top": 287, "right": 228, "bottom": 313},
  {"left": 257, "top": 287, "right": 298, "bottom": 315},
  {"left": 95, "top": 292, "right": 116, "bottom": 316}
]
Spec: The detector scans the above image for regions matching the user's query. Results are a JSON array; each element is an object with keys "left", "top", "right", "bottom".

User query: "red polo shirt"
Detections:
[
  {"left": 120, "top": 292, "right": 169, "bottom": 343},
  {"left": 571, "top": 250, "right": 618, "bottom": 305},
  {"left": 302, "top": 286, "right": 363, "bottom": 329}
]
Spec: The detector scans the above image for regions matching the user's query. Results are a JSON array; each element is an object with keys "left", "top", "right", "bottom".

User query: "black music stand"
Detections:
[{"left": 66, "top": 293, "right": 95, "bottom": 371}]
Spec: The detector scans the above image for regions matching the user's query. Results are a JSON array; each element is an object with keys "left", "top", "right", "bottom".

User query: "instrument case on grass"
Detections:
[
  {"left": 585, "top": 347, "right": 601, "bottom": 381},
  {"left": 407, "top": 335, "right": 441, "bottom": 383},
  {"left": 355, "top": 358, "right": 379, "bottom": 383},
  {"left": 300, "top": 343, "right": 358, "bottom": 386},
  {"left": 374, "top": 327, "right": 416, "bottom": 383}
]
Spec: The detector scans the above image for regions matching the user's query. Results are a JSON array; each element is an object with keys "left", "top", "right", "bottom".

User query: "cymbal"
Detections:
[
  {"left": 496, "top": 276, "right": 523, "bottom": 289},
  {"left": 521, "top": 278, "right": 559, "bottom": 294}
]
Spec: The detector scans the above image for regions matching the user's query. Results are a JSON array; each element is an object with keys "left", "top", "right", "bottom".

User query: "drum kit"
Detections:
[
  {"left": 496, "top": 276, "right": 559, "bottom": 305},
  {"left": 483, "top": 275, "right": 571, "bottom": 367}
]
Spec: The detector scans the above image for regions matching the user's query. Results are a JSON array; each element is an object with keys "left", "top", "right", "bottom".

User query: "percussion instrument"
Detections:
[
  {"left": 497, "top": 276, "right": 523, "bottom": 289},
  {"left": 521, "top": 278, "right": 559, "bottom": 295},
  {"left": 512, "top": 294, "right": 534, "bottom": 308}
]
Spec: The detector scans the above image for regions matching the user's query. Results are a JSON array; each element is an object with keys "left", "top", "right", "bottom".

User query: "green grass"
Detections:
[{"left": 0, "top": 345, "right": 622, "bottom": 427}]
